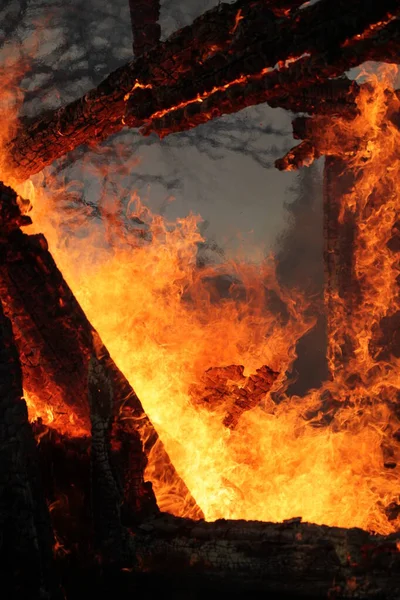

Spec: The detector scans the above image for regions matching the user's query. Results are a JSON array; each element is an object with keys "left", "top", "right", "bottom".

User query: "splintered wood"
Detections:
[{"left": 190, "top": 364, "right": 278, "bottom": 429}]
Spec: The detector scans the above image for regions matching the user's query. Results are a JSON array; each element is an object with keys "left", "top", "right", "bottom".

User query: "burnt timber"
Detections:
[
  {"left": 129, "top": 0, "right": 161, "bottom": 57},
  {"left": 6, "top": 0, "right": 400, "bottom": 181}
]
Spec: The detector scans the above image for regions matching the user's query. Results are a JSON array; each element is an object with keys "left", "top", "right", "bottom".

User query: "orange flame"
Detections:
[
  {"left": 3, "top": 47, "right": 400, "bottom": 534},
  {"left": 230, "top": 9, "right": 244, "bottom": 35}
]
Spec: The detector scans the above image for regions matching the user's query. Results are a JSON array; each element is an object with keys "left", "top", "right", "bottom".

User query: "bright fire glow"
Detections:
[{"left": 2, "top": 60, "right": 400, "bottom": 534}]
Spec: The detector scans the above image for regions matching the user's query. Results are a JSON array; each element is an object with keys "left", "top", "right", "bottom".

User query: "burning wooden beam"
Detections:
[
  {"left": 129, "top": 0, "right": 161, "bottom": 57},
  {"left": 0, "top": 181, "right": 203, "bottom": 520},
  {"left": 6, "top": 0, "right": 399, "bottom": 181},
  {"left": 190, "top": 364, "right": 279, "bottom": 429}
]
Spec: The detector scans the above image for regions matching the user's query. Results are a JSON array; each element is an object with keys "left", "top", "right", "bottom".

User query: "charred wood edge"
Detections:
[
  {"left": 129, "top": 0, "right": 161, "bottom": 57},
  {"left": 6, "top": 0, "right": 400, "bottom": 180},
  {"left": 127, "top": 514, "right": 400, "bottom": 598},
  {"left": 276, "top": 86, "right": 400, "bottom": 170},
  {"left": 0, "top": 287, "right": 62, "bottom": 597},
  {"left": 88, "top": 355, "right": 160, "bottom": 562},
  {"left": 193, "top": 364, "right": 279, "bottom": 429},
  {"left": 88, "top": 355, "right": 128, "bottom": 561},
  {"left": 0, "top": 181, "right": 203, "bottom": 520}
]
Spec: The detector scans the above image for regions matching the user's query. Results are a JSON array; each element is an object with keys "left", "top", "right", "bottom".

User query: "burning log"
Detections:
[
  {"left": 129, "top": 0, "right": 161, "bottom": 57},
  {"left": 126, "top": 514, "right": 400, "bottom": 598},
  {"left": 6, "top": 0, "right": 400, "bottom": 181},
  {"left": 25, "top": 412, "right": 400, "bottom": 599},
  {"left": 0, "top": 181, "right": 203, "bottom": 520},
  {"left": 0, "top": 295, "right": 61, "bottom": 597},
  {"left": 190, "top": 364, "right": 279, "bottom": 429}
]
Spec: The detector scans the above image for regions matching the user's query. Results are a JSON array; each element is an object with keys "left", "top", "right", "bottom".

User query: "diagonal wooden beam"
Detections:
[
  {"left": 0, "top": 182, "right": 203, "bottom": 520},
  {"left": 0, "top": 229, "right": 61, "bottom": 597}
]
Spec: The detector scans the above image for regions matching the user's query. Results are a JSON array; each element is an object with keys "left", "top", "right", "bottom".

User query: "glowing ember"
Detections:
[
  {"left": 2, "top": 61, "right": 400, "bottom": 535},
  {"left": 230, "top": 9, "right": 244, "bottom": 35}
]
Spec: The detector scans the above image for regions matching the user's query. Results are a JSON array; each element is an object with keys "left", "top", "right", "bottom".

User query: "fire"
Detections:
[
  {"left": 230, "top": 9, "right": 244, "bottom": 35},
  {"left": 24, "top": 388, "right": 88, "bottom": 439},
  {"left": 3, "top": 56, "right": 400, "bottom": 534}
]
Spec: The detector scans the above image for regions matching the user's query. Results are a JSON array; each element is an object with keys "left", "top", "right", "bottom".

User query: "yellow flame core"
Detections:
[{"left": 7, "top": 65, "right": 400, "bottom": 534}]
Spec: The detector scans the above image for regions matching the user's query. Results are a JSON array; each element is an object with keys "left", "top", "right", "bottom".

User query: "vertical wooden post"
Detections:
[
  {"left": 323, "top": 156, "right": 361, "bottom": 379},
  {"left": 129, "top": 0, "right": 161, "bottom": 57}
]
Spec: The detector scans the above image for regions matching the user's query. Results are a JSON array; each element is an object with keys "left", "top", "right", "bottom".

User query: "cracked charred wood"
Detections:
[
  {"left": 30, "top": 421, "right": 400, "bottom": 600},
  {"left": 275, "top": 140, "right": 321, "bottom": 171},
  {"left": 142, "top": 12, "right": 400, "bottom": 138},
  {"left": 6, "top": 0, "right": 274, "bottom": 181},
  {"left": 129, "top": 0, "right": 161, "bottom": 57},
  {"left": 268, "top": 76, "right": 359, "bottom": 117},
  {"left": 88, "top": 356, "right": 129, "bottom": 562},
  {"left": 265, "top": 0, "right": 311, "bottom": 18},
  {"left": 6, "top": 0, "right": 399, "bottom": 181},
  {"left": 190, "top": 364, "right": 279, "bottom": 429},
  {"left": 88, "top": 355, "right": 159, "bottom": 561},
  {"left": 121, "top": 513, "right": 400, "bottom": 599},
  {"left": 0, "top": 181, "right": 203, "bottom": 520},
  {"left": 123, "top": 0, "right": 400, "bottom": 136},
  {"left": 0, "top": 296, "right": 61, "bottom": 598},
  {"left": 27, "top": 416, "right": 400, "bottom": 599}
]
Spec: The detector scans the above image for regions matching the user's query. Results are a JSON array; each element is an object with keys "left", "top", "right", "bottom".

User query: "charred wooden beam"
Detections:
[
  {"left": 0, "top": 182, "right": 203, "bottom": 520},
  {"left": 6, "top": 0, "right": 273, "bottom": 181},
  {"left": 142, "top": 13, "right": 400, "bottom": 139},
  {"left": 129, "top": 0, "right": 161, "bottom": 57},
  {"left": 0, "top": 291, "right": 61, "bottom": 598},
  {"left": 190, "top": 364, "right": 279, "bottom": 429},
  {"left": 276, "top": 82, "right": 400, "bottom": 170},
  {"left": 6, "top": 0, "right": 399, "bottom": 181},
  {"left": 31, "top": 419, "right": 93, "bottom": 559},
  {"left": 126, "top": 514, "right": 400, "bottom": 598},
  {"left": 52, "top": 510, "right": 400, "bottom": 599}
]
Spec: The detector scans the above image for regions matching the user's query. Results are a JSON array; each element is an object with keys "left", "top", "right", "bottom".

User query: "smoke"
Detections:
[{"left": 275, "top": 160, "right": 329, "bottom": 396}]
